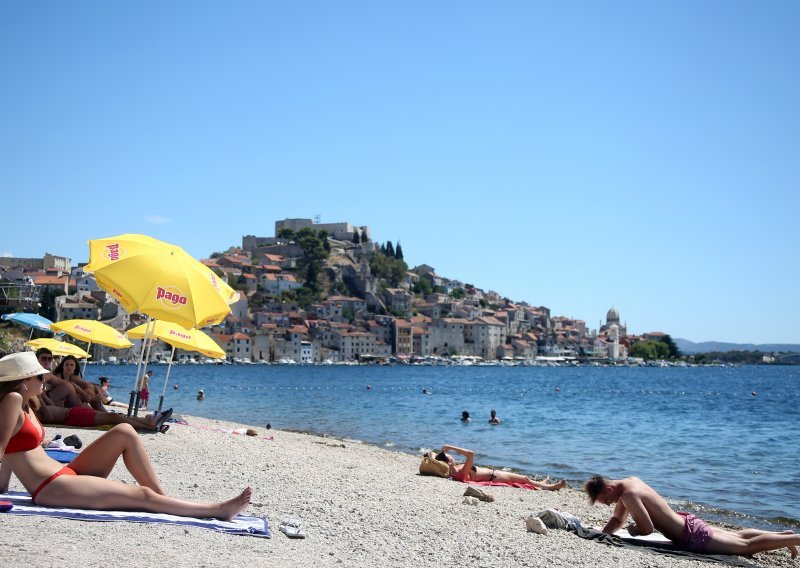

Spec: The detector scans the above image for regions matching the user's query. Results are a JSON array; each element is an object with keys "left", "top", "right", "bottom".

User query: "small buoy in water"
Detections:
[
  {"left": 555, "top": 387, "right": 561, "bottom": 392},
  {"left": 751, "top": 391, "right": 757, "bottom": 396}
]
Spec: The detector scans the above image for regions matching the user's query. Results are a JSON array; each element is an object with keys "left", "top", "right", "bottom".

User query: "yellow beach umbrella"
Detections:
[
  {"left": 127, "top": 320, "right": 225, "bottom": 410},
  {"left": 85, "top": 234, "right": 240, "bottom": 305},
  {"left": 86, "top": 233, "right": 235, "bottom": 415},
  {"left": 92, "top": 251, "right": 232, "bottom": 330},
  {"left": 50, "top": 319, "right": 132, "bottom": 374},
  {"left": 126, "top": 320, "right": 225, "bottom": 359},
  {"left": 26, "top": 338, "right": 91, "bottom": 358},
  {"left": 51, "top": 319, "right": 133, "bottom": 349}
]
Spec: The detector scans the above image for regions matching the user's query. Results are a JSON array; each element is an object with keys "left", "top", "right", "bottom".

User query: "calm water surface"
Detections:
[{"left": 100, "top": 364, "right": 799, "bottom": 530}]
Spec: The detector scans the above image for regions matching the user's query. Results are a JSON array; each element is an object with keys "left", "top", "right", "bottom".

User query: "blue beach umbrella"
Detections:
[{"left": 2, "top": 313, "right": 55, "bottom": 339}]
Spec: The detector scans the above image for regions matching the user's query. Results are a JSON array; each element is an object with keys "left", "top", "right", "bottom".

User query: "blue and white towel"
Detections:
[{"left": 1, "top": 491, "right": 270, "bottom": 538}]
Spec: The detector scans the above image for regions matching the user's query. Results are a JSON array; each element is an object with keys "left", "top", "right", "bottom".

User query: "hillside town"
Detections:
[{"left": 0, "top": 218, "right": 671, "bottom": 364}]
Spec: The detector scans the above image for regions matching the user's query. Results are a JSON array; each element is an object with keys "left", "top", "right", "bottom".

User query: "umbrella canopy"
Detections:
[
  {"left": 126, "top": 320, "right": 225, "bottom": 359},
  {"left": 26, "top": 338, "right": 91, "bottom": 358},
  {"left": 2, "top": 313, "right": 55, "bottom": 332},
  {"left": 85, "top": 234, "right": 240, "bottom": 305},
  {"left": 92, "top": 251, "right": 233, "bottom": 330},
  {"left": 51, "top": 319, "right": 133, "bottom": 349}
]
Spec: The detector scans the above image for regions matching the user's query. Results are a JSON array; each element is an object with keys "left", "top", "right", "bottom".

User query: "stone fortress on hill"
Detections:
[{"left": 0, "top": 217, "right": 668, "bottom": 364}]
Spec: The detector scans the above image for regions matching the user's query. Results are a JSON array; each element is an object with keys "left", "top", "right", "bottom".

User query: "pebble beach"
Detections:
[{"left": 1, "top": 415, "right": 795, "bottom": 568}]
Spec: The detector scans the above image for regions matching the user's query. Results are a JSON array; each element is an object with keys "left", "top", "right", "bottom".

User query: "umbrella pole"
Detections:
[
  {"left": 135, "top": 322, "right": 157, "bottom": 417},
  {"left": 158, "top": 346, "right": 176, "bottom": 411},
  {"left": 82, "top": 341, "right": 93, "bottom": 377},
  {"left": 129, "top": 318, "right": 154, "bottom": 417}
]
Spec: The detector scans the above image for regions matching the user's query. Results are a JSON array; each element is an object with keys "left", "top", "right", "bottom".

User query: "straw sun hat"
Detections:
[{"left": 0, "top": 352, "right": 50, "bottom": 383}]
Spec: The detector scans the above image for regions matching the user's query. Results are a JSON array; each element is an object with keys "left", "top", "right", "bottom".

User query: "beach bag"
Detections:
[{"left": 419, "top": 451, "right": 450, "bottom": 478}]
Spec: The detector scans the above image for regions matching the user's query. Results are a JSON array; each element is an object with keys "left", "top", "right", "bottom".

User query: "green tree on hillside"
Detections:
[
  {"left": 294, "top": 228, "right": 330, "bottom": 297},
  {"left": 395, "top": 242, "right": 404, "bottom": 260},
  {"left": 277, "top": 228, "right": 295, "bottom": 240},
  {"left": 413, "top": 275, "right": 433, "bottom": 296},
  {"left": 369, "top": 250, "right": 408, "bottom": 287},
  {"left": 386, "top": 241, "right": 395, "bottom": 257},
  {"left": 352, "top": 231, "right": 361, "bottom": 245}
]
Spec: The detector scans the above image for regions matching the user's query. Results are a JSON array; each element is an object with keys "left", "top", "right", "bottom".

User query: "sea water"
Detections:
[{"left": 100, "top": 363, "right": 799, "bottom": 530}]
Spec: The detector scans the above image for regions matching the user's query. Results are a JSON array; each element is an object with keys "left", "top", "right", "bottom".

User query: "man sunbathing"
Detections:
[
  {"left": 585, "top": 476, "right": 799, "bottom": 557},
  {"left": 36, "top": 403, "right": 172, "bottom": 433}
]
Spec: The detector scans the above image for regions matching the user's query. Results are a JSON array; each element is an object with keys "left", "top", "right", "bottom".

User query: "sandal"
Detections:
[
  {"left": 279, "top": 518, "right": 306, "bottom": 539},
  {"left": 154, "top": 408, "right": 173, "bottom": 430}
]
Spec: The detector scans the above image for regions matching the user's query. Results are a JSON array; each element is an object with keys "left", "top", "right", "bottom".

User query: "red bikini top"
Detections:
[{"left": 5, "top": 411, "right": 44, "bottom": 454}]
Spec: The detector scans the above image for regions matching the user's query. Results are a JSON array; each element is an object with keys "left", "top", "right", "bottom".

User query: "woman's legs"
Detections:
[
  {"left": 486, "top": 468, "right": 567, "bottom": 490},
  {"left": 46, "top": 383, "right": 84, "bottom": 407},
  {"left": 35, "top": 475, "right": 252, "bottom": 521},
  {"left": 68, "top": 424, "right": 164, "bottom": 493}
]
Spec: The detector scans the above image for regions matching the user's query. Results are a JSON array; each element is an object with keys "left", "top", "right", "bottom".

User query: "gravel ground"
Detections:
[{"left": 1, "top": 415, "right": 795, "bottom": 568}]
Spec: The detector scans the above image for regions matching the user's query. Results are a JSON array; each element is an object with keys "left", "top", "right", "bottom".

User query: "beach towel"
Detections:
[
  {"left": 568, "top": 526, "right": 757, "bottom": 567},
  {"left": 460, "top": 480, "right": 540, "bottom": 490},
  {"left": 0, "top": 491, "right": 271, "bottom": 538},
  {"left": 45, "top": 448, "right": 80, "bottom": 463}
]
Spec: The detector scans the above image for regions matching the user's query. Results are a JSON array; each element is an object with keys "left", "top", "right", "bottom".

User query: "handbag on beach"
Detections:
[{"left": 419, "top": 451, "right": 450, "bottom": 478}]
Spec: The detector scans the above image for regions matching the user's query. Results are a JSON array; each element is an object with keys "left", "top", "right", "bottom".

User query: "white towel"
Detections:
[{"left": 1, "top": 491, "right": 270, "bottom": 538}]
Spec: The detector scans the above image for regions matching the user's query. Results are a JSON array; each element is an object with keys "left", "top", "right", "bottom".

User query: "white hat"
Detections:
[{"left": 0, "top": 352, "right": 51, "bottom": 383}]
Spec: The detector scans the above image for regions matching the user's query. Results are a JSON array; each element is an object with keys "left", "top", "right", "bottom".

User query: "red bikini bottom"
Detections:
[{"left": 31, "top": 466, "right": 77, "bottom": 504}]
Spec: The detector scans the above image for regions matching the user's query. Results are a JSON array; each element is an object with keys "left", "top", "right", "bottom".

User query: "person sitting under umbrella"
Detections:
[
  {"left": 0, "top": 351, "right": 251, "bottom": 521},
  {"left": 36, "top": 348, "right": 85, "bottom": 409},
  {"left": 52, "top": 355, "right": 107, "bottom": 411}
]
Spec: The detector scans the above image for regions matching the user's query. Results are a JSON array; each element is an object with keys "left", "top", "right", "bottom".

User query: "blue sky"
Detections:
[{"left": 2, "top": 2, "right": 798, "bottom": 344}]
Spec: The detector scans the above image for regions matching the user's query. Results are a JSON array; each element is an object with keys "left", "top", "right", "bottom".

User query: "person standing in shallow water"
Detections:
[{"left": 489, "top": 409, "right": 501, "bottom": 425}]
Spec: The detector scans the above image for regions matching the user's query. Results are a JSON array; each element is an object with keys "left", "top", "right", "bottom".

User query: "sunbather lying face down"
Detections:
[
  {"left": 0, "top": 352, "right": 251, "bottom": 521},
  {"left": 585, "top": 475, "right": 799, "bottom": 558},
  {"left": 436, "top": 444, "right": 567, "bottom": 490}
]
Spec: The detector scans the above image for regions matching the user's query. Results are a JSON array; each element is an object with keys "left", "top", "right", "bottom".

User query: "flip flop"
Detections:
[
  {"left": 154, "top": 408, "right": 173, "bottom": 430},
  {"left": 279, "top": 518, "right": 306, "bottom": 539},
  {"left": 159, "top": 424, "right": 170, "bottom": 434}
]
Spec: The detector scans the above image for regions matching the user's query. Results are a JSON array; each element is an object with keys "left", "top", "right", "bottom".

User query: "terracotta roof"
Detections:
[
  {"left": 232, "top": 333, "right": 250, "bottom": 340},
  {"left": 33, "top": 275, "right": 67, "bottom": 285}
]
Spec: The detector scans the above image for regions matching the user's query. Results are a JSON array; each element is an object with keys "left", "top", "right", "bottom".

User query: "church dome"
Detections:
[{"left": 606, "top": 306, "right": 620, "bottom": 323}]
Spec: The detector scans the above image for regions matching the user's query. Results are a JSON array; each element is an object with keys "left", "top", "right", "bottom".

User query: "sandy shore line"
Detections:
[{"left": 1, "top": 415, "right": 794, "bottom": 568}]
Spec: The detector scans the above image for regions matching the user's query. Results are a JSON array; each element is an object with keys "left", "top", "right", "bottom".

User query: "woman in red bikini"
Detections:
[
  {"left": 435, "top": 444, "right": 567, "bottom": 490},
  {"left": 0, "top": 352, "right": 251, "bottom": 520}
]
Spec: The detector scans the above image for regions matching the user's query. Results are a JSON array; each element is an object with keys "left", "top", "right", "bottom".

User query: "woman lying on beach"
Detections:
[
  {"left": 0, "top": 352, "right": 251, "bottom": 521},
  {"left": 436, "top": 444, "right": 567, "bottom": 490}
]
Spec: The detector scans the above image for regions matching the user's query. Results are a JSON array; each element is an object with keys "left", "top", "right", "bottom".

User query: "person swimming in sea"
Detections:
[{"left": 461, "top": 410, "right": 471, "bottom": 422}]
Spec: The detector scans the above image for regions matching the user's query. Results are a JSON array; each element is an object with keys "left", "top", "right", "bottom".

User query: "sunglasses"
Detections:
[{"left": 36, "top": 375, "right": 45, "bottom": 383}]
